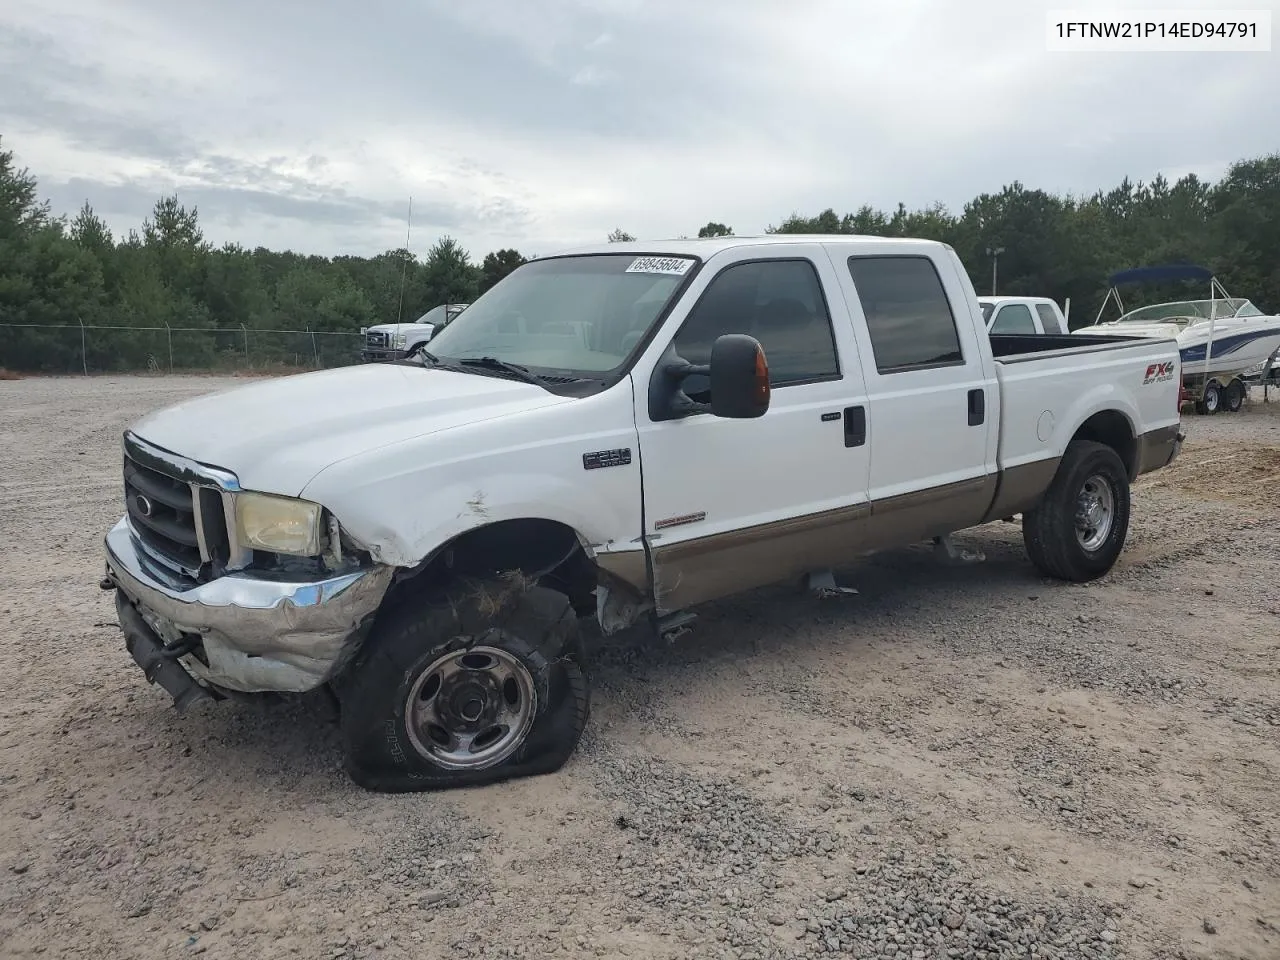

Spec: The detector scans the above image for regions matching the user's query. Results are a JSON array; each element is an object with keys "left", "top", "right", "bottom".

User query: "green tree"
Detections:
[
  {"left": 70, "top": 202, "right": 113, "bottom": 255},
  {"left": 479, "top": 248, "right": 527, "bottom": 294},
  {"left": 0, "top": 136, "right": 51, "bottom": 241},
  {"left": 607, "top": 228, "right": 634, "bottom": 242},
  {"left": 421, "top": 235, "right": 479, "bottom": 306},
  {"left": 697, "top": 221, "right": 733, "bottom": 238},
  {"left": 137, "top": 194, "right": 207, "bottom": 304}
]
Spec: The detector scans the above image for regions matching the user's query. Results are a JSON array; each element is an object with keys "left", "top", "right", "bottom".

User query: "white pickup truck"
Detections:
[
  {"left": 978, "top": 296, "right": 1070, "bottom": 335},
  {"left": 360, "top": 302, "right": 469, "bottom": 362},
  {"left": 101, "top": 235, "right": 1183, "bottom": 792}
]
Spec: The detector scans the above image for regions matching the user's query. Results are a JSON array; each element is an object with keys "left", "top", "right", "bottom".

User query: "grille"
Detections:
[
  {"left": 365, "top": 330, "right": 389, "bottom": 349},
  {"left": 123, "top": 454, "right": 231, "bottom": 580}
]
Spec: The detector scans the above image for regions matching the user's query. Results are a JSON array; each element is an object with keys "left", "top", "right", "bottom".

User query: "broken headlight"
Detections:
[{"left": 234, "top": 492, "right": 324, "bottom": 557}]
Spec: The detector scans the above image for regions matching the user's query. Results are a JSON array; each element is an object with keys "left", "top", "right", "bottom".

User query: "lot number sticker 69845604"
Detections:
[{"left": 625, "top": 257, "right": 695, "bottom": 276}]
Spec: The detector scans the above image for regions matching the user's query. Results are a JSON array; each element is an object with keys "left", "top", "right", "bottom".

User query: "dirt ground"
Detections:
[{"left": 1, "top": 374, "right": 1277, "bottom": 960}]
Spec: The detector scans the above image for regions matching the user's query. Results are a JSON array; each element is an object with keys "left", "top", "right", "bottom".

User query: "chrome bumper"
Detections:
[{"left": 103, "top": 517, "right": 394, "bottom": 695}]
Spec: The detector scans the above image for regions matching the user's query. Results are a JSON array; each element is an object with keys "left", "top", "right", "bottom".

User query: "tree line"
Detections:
[{"left": 2, "top": 131, "right": 1277, "bottom": 373}]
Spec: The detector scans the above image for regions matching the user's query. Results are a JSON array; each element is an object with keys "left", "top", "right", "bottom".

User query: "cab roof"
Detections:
[{"left": 542, "top": 234, "right": 951, "bottom": 260}]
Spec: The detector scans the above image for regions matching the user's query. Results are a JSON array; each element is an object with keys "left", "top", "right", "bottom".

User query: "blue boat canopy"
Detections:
[{"left": 1108, "top": 264, "right": 1213, "bottom": 286}]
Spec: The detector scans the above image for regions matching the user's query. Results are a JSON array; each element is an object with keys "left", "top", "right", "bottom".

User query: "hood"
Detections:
[
  {"left": 366, "top": 322, "right": 424, "bottom": 335},
  {"left": 130, "top": 364, "right": 571, "bottom": 496}
]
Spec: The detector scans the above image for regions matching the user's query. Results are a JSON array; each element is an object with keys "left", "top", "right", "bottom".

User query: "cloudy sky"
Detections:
[{"left": 1, "top": 0, "right": 1275, "bottom": 260}]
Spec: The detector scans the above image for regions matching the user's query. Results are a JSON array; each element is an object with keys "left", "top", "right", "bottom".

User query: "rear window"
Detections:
[
  {"left": 1035, "top": 303, "right": 1065, "bottom": 334},
  {"left": 990, "top": 303, "right": 1038, "bottom": 334}
]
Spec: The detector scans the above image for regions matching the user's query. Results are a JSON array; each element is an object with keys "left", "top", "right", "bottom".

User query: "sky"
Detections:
[{"left": 1, "top": 0, "right": 1276, "bottom": 261}]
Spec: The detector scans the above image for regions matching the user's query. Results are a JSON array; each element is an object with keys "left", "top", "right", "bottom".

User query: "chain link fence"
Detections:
[{"left": 0, "top": 323, "right": 364, "bottom": 375}]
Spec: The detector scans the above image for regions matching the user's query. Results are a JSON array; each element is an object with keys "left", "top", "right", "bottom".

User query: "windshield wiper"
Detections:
[{"left": 455, "top": 356, "right": 546, "bottom": 387}]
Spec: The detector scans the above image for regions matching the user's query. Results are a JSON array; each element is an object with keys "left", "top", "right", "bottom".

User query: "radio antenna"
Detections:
[{"left": 396, "top": 195, "right": 413, "bottom": 323}]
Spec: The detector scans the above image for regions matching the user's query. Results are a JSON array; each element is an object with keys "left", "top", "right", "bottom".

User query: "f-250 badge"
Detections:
[{"left": 1142, "top": 361, "right": 1175, "bottom": 384}]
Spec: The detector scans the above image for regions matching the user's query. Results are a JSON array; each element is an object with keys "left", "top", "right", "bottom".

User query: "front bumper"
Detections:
[
  {"left": 361, "top": 347, "right": 408, "bottom": 362},
  {"left": 103, "top": 517, "right": 394, "bottom": 700}
]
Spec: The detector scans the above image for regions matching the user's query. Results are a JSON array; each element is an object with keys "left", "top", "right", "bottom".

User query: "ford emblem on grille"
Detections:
[{"left": 134, "top": 493, "right": 154, "bottom": 517}]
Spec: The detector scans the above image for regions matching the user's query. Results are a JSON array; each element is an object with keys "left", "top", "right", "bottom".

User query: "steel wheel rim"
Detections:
[
  {"left": 1074, "top": 474, "right": 1115, "bottom": 552},
  {"left": 1205, "top": 388, "right": 1219, "bottom": 411},
  {"left": 405, "top": 644, "right": 537, "bottom": 771}
]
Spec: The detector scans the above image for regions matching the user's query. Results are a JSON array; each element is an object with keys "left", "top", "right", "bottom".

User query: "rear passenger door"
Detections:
[{"left": 827, "top": 248, "right": 998, "bottom": 539}]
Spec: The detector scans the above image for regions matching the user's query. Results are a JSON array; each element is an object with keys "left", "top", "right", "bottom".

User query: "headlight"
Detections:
[
  {"left": 235, "top": 492, "right": 324, "bottom": 556},
  {"left": 391, "top": 332, "right": 407, "bottom": 349}
]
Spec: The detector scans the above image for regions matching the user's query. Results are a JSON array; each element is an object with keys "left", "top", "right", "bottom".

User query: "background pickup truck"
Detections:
[
  {"left": 978, "top": 295, "right": 1070, "bottom": 335},
  {"left": 360, "top": 301, "right": 469, "bottom": 362},
  {"left": 101, "top": 236, "right": 1184, "bottom": 792}
]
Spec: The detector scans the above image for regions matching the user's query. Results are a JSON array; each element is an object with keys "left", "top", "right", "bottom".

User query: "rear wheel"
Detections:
[
  {"left": 1023, "top": 440, "right": 1131, "bottom": 582},
  {"left": 337, "top": 574, "right": 589, "bottom": 792},
  {"left": 1222, "top": 378, "right": 1245, "bottom": 413}
]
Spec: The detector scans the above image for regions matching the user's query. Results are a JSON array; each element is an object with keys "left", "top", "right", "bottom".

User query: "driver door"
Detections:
[{"left": 633, "top": 247, "right": 872, "bottom": 615}]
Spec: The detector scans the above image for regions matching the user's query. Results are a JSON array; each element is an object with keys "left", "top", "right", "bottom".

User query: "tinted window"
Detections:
[
  {"left": 980, "top": 302, "right": 995, "bottom": 322},
  {"left": 674, "top": 259, "right": 839, "bottom": 386},
  {"left": 1035, "top": 303, "right": 1064, "bottom": 334},
  {"left": 990, "top": 303, "right": 1038, "bottom": 334},
  {"left": 846, "top": 256, "right": 963, "bottom": 373}
]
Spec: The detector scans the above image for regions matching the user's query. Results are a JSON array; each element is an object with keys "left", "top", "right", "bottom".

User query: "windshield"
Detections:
[
  {"left": 423, "top": 253, "right": 696, "bottom": 375},
  {"left": 1117, "top": 298, "right": 1261, "bottom": 324},
  {"left": 414, "top": 303, "right": 466, "bottom": 325}
]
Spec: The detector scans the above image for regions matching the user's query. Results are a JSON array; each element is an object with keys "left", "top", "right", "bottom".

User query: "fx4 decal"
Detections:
[{"left": 1143, "top": 361, "right": 1176, "bottom": 385}]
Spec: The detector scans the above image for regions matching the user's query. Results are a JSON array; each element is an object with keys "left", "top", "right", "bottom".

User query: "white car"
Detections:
[
  {"left": 101, "top": 235, "right": 1183, "bottom": 792},
  {"left": 978, "top": 296, "right": 1069, "bottom": 335},
  {"left": 360, "top": 302, "right": 469, "bottom": 362}
]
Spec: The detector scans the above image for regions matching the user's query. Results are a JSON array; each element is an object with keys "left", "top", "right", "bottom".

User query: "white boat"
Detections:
[{"left": 1072, "top": 264, "right": 1280, "bottom": 414}]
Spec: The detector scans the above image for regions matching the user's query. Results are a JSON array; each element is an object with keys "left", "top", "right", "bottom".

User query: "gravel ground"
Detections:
[{"left": 1, "top": 374, "right": 1277, "bottom": 960}]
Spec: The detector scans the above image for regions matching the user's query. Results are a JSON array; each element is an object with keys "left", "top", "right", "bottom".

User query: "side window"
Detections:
[
  {"left": 1035, "top": 303, "right": 1065, "bottom": 334},
  {"left": 990, "top": 303, "right": 1038, "bottom": 334},
  {"left": 673, "top": 259, "right": 839, "bottom": 386},
  {"left": 846, "top": 256, "right": 964, "bottom": 374}
]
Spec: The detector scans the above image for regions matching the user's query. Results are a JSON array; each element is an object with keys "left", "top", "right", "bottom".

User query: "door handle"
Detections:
[
  {"left": 843, "top": 406, "right": 866, "bottom": 447},
  {"left": 967, "top": 388, "right": 985, "bottom": 426}
]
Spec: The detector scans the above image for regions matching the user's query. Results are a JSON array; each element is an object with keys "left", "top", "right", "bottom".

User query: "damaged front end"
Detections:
[{"left": 102, "top": 433, "right": 395, "bottom": 710}]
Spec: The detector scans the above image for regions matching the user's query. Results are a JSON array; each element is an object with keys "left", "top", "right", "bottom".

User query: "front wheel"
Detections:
[
  {"left": 1023, "top": 440, "right": 1131, "bottom": 582},
  {"left": 1195, "top": 381, "right": 1221, "bottom": 415},
  {"left": 337, "top": 575, "right": 590, "bottom": 792}
]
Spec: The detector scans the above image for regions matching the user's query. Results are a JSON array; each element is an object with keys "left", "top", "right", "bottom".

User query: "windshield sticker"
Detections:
[{"left": 625, "top": 256, "right": 695, "bottom": 276}]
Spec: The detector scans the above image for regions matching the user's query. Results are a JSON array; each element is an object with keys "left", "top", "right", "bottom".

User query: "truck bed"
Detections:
[
  {"left": 988, "top": 332, "right": 1182, "bottom": 474},
  {"left": 988, "top": 332, "right": 1159, "bottom": 362}
]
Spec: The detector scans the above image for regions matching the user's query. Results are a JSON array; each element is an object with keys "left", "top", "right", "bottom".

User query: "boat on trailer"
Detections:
[{"left": 1072, "top": 263, "right": 1280, "bottom": 415}]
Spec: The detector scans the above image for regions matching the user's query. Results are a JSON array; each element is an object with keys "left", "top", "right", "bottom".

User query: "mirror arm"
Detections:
[
  {"left": 662, "top": 358, "right": 710, "bottom": 380},
  {"left": 670, "top": 360, "right": 711, "bottom": 416},
  {"left": 651, "top": 355, "right": 712, "bottom": 420},
  {"left": 668, "top": 394, "right": 711, "bottom": 417}
]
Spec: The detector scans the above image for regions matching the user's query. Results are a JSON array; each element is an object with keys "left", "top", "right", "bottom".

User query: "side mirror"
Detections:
[
  {"left": 708, "top": 334, "right": 770, "bottom": 418},
  {"left": 647, "top": 333, "right": 771, "bottom": 422}
]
